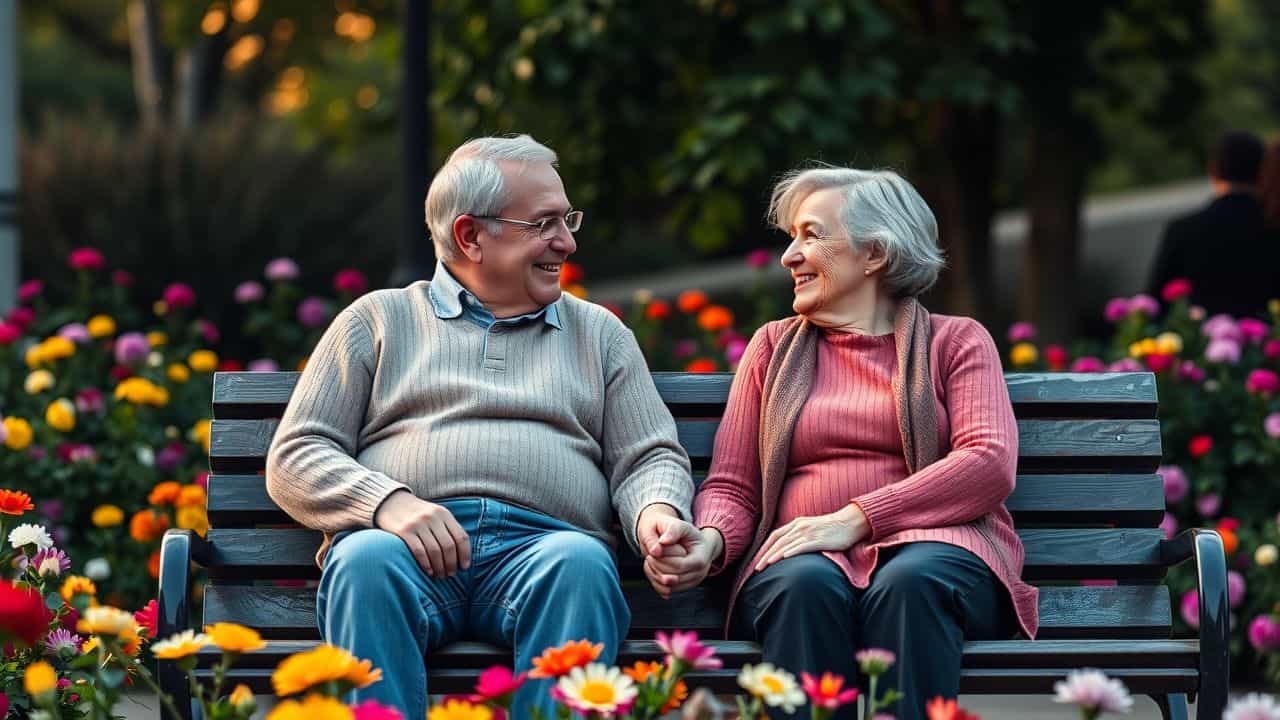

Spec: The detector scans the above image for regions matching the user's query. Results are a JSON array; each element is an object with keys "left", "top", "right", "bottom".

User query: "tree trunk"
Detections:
[
  {"left": 175, "top": 31, "right": 229, "bottom": 131},
  {"left": 126, "top": 0, "right": 167, "bottom": 129},
  {"left": 390, "top": 0, "right": 434, "bottom": 286}
]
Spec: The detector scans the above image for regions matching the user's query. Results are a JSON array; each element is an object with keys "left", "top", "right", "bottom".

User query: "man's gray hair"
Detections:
[
  {"left": 768, "top": 166, "right": 945, "bottom": 298},
  {"left": 425, "top": 134, "right": 558, "bottom": 263}
]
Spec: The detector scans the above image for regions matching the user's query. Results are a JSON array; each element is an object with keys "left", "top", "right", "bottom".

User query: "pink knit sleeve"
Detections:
[
  {"left": 692, "top": 324, "right": 773, "bottom": 574},
  {"left": 852, "top": 318, "right": 1018, "bottom": 541}
]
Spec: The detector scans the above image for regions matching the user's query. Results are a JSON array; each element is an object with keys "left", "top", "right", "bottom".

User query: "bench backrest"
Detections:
[{"left": 203, "top": 371, "right": 1169, "bottom": 640}]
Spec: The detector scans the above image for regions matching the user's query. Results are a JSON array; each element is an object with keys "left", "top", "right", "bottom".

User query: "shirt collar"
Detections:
[{"left": 428, "top": 261, "right": 563, "bottom": 329}]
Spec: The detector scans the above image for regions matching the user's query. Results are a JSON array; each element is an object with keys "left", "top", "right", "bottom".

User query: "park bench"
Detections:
[{"left": 158, "top": 370, "right": 1228, "bottom": 720}]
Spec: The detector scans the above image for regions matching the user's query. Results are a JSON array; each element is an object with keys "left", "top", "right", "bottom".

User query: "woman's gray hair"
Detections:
[
  {"left": 768, "top": 166, "right": 945, "bottom": 297},
  {"left": 425, "top": 134, "right": 558, "bottom": 263}
]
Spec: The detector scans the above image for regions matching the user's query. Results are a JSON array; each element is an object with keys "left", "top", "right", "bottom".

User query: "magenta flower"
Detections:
[
  {"left": 1228, "top": 570, "right": 1246, "bottom": 609},
  {"left": 265, "top": 257, "right": 301, "bottom": 281},
  {"left": 1176, "top": 361, "right": 1205, "bottom": 382},
  {"left": 235, "top": 281, "right": 265, "bottom": 304},
  {"left": 334, "top": 268, "right": 370, "bottom": 295},
  {"left": 39, "top": 498, "right": 64, "bottom": 522},
  {"left": 112, "top": 269, "right": 134, "bottom": 287},
  {"left": 725, "top": 338, "right": 748, "bottom": 366},
  {"left": 1248, "top": 615, "right": 1280, "bottom": 653},
  {"left": 656, "top": 630, "right": 723, "bottom": 670},
  {"left": 68, "top": 445, "right": 97, "bottom": 464},
  {"left": 156, "top": 442, "right": 186, "bottom": 474},
  {"left": 1202, "top": 314, "right": 1241, "bottom": 342},
  {"left": 7, "top": 306, "right": 35, "bottom": 329},
  {"left": 57, "top": 323, "right": 91, "bottom": 344},
  {"left": 1007, "top": 321, "right": 1037, "bottom": 343},
  {"left": 17, "top": 280, "right": 43, "bottom": 303},
  {"left": 1196, "top": 493, "right": 1221, "bottom": 518},
  {"left": 248, "top": 358, "right": 280, "bottom": 373},
  {"left": 44, "top": 628, "right": 83, "bottom": 655},
  {"left": 1204, "top": 338, "right": 1241, "bottom": 365},
  {"left": 1181, "top": 590, "right": 1199, "bottom": 629},
  {"left": 163, "top": 282, "right": 197, "bottom": 310},
  {"left": 470, "top": 665, "right": 527, "bottom": 704},
  {"left": 1070, "top": 356, "right": 1105, "bottom": 373},
  {"left": 114, "top": 332, "right": 150, "bottom": 366},
  {"left": 1159, "top": 512, "right": 1177, "bottom": 540},
  {"left": 746, "top": 249, "right": 772, "bottom": 269},
  {"left": 1265, "top": 414, "right": 1280, "bottom": 439},
  {"left": 1129, "top": 294, "right": 1160, "bottom": 317},
  {"left": 1052, "top": 669, "right": 1134, "bottom": 714},
  {"left": 1265, "top": 339, "right": 1280, "bottom": 361},
  {"left": 801, "top": 672, "right": 859, "bottom": 710},
  {"left": 75, "top": 387, "right": 105, "bottom": 415},
  {"left": 32, "top": 547, "right": 70, "bottom": 577},
  {"left": 1107, "top": 358, "right": 1143, "bottom": 372},
  {"left": 672, "top": 339, "right": 697, "bottom": 360},
  {"left": 1238, "top": 317, "right": 1269, "bottom": 344},
  {"left": 1158, "top": 465, "right": 1187, "bottom": 504},
  {"left": 855, "top": 648, "right": 895, "bottom": 676},
  {"left": 297, "top": 297, "right": 333, "bottom": 328},
  {"left": 351, "top": 700, "right": 404, "bottom": 720},
  {"left": 0, "top": 322, "right": 20, "bottom": 345},
  {"left": 1246, "top": 369, "right": 1280, "bottom": 395},
  {"left": 199, "top": 319, "right": 220, "bottom": 344},
  {"left": 68, "top": 247, "right": 105, "bottom": 272},
  {"left": 1103, "top": 298, "right": 1130, "bottom": 323}
]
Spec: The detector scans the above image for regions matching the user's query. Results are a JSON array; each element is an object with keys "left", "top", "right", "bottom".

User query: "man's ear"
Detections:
[{"left": 452, "top": 215, "right": 484, "bottom": 263}]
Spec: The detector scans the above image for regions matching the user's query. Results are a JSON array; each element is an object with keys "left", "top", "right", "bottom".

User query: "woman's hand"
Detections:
[
  {"left": 754, "top": 503, "right": 869, "bottom": 571},
  {"left": 644, "top": 527, "right": 724, "bottom": 599}
]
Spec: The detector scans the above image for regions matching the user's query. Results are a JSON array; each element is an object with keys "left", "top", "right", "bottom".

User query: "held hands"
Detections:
[
  {"left": 374, "top": 489, "right": 472, "bottom": 578},
  {"left": 753, "top": 503, "right": 870, "bottom": 572},
  {"left": 636, "top": 504, "right": 720, "bottom": 600}
]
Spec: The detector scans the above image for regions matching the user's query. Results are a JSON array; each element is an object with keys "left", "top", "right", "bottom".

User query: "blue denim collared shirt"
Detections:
[{"left": 427, "top": 261, "right": 562, "bottom": 370}]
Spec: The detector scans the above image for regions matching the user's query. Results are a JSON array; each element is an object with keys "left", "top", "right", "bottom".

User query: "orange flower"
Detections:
[
  {"left": 676, "top": 290, "right": 708, "bottom": 314},
  {"left": 645, "top": 300, "right": 671, "bottom": 321},
  {"left": 0, "top": 489, "right": 35, "bottom": 516},
  {"left": 685, "top": 358, "right": 718, "bottom": 373},
  {"left": 130, "top": 509, "right": 170, "bottom": 543},
  {"left": 528, "top": 639, "right": 602, "bottom": 679},
  {"left": 148, "top": 481, "right": 182, "bottom": 506},
  {"left": 559, "top": 262, "right": 585, "bottom": 288},
  {"left": 176, "top": 484, "right": 207, "bottom": 508},
  {"left": 621, "top": 661, "right": 687, "bottom": 713},
  {"left": 1218, "top": 528, "right": 1239, "bottom": 555},
  {"left": 148, "top": 550, "right": 162, "bottom": 578},
  {"left": 696, "top": 305, "right": 734, "bottom": 333}
]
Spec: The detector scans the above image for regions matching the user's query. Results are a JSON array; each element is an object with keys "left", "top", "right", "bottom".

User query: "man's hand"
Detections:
[
  {"left": 644, "top": 526, "right": 722, "bottom": 599},
  {"left": 373, "top": 490, "right": 471, "bottom": 578},
  {"left": 753, "top": 503, "right": 869, "bottom": 572}
]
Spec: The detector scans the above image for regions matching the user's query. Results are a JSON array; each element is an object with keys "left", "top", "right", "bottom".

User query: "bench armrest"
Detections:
[
  {"left": 1160, "top": 528, "right": 1229, "bottom": 717},
  {"left": 156, "top": 529, "right": 211, "bottom": 720}
]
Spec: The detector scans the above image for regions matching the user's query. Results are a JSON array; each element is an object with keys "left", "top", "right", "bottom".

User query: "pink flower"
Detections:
[
  {"left": 1161, "top": 278, "right": 1192, "bottom": 302},
  {"left": 248, "top": 358, "right": 279, "bottom": 373},
  {"left": 1103, "top": 298, "right": 1131, "bottom": 323},
  {"left": 163, "top": 283, "right": 197, "bottom": 310},
  {"left": 199, "top": 319, "right": 220, "bottom": 344},
  {"left": 725, "top": 338, "right": 748, "bottom": 366},
  {"left": 265, "top": 257, "right": 301, "bottom": 281},
  {"left": 1228, "top": 570, "right": 1246, "bottom": 609},
  {"left": 1180, "top": 590, "right": 1199, "bottom": 628},
  {"left": 1007, "top": 321, "right": 1037, "bottom": 343},
  {"left": 68, "top": 247, "right": 105, "bottom": 271},
  {"left": 1202, "top": 314, "right": 1241, "bottom": 342},
  {"left": 1107, "top": 358, "right": 1144, "bottom": 372},
  {"left": 17, "top": 280, "right": 43, "bottom": 303},
  {"left": 1129, "top": 294, "right": 1160, "bottom": 317},
  {"left": 1145, "top": 353, "right": 1175, "bottom": 373},
  {"left": 194, "top": 471, "right": 209, "bottom": 490},
  {"left": 1176, "top": 361, "right": 1205, "bottom": 382},
  {"left": 746, "top": 249, "right": 772, "bottom": 269},
  {"left": 1190, "top": 305, "right": 1207, "bottom": 321},
  {"left": 1158, "top": 465, "right": 1188, "bottom": 503},
  {"left": 235, "top": 281, "right": 265, "bottom": 304},
  {"left": 655, "top": 630, "right": 722, "bottom": 670},
  {"left": 1238, "top": 318, "right": 1269, "bottom": 344},
  {"left": 1070, "top": 356, "right": 1105, "bottom": 373},
  {"left": 1159, "top": 513, "right": 1177, "bottom": 540},
  {"left": 1196, "top": 493, "right": 1221, "bottom": 518},
  {"left": 114, "top": 332, "right": 150, "bottom": 366},
  {"left": 1204, "top": 338, "right": 1241, "bottom": 364},
  {"left": 801, "top": 672, "right": 859, "bottom": 710},
  {"left": 7, "top": 306, "right": 35, "bottom": 329},
  {"left": 57, "top": 323, "right": 91, "bottom": 344},
  {"left": 335, "top": 269, "right": 370, "bottom": 295},
  {"left": 112, "top": 269, "right": 133, "bottom": 287},
  {"left": 1246, "top": 369, "right": 1280, "bottom": 395},
  {"left": 855, "top": 648, "right": 895, "bottom": 675},
  {"left": 75, "top": 388, "right": 105, "bottom": 415},
  {"left": 471, "top": 665, "right": 527, "bottom": 704},
  {"left": 351, "top": 700, "right": 403, "bottom": 720},
  {"left": 1225, "top": 692, "right": 1280, "bottom": 720},
  {"left": 0, "top": 322, "right": 20, "bottom": 345},
  {"left": 1248, "top": 616, "right": 1280, "bottom": 653},
  {"left": 297, "top": 297, "right": 332, "bottom": 329},
  {"left": 1265, "top": 339, "right": 1280, "bottom": 360},
  {"left": 1265, "top": 414, "right": 1280, "bottom": 439},
  {"left": 1052, "top": 669, "right": 1134, "bottom": 714}
]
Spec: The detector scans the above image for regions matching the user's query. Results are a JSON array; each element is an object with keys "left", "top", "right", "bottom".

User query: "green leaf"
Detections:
[
  {"left": 44, "top": 592, "right": 63, "bottom": 611},
  {"left": 100, "top": 668, "right": 126, "bottom": 688}
]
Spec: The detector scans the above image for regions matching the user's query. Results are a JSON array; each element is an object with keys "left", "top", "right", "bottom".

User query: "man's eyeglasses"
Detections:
[{"left": 473, "top": 211, "right": 584, "bottom": 240}]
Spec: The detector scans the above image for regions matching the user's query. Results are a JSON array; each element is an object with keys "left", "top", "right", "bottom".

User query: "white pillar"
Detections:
[{"left": 0, "top": 0, "right": 18, "bottom": 313}]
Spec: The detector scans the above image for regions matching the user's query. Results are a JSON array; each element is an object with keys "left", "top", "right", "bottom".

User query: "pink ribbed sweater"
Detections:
[{"left": 693, "top": 315, "right": 1039, "bottom": 639}]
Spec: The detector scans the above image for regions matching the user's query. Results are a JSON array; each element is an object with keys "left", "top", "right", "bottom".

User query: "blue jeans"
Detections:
[{"left": 317, "top": 498, "right": 631, "bottom": 720}]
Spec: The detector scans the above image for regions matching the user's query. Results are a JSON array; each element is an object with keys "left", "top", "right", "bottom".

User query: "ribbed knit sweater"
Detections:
[
  {"left": 694, "top": 316, "right": 1039, "bottom": 639},
  {"left": 266, "top": 274, "right": 694, "bottom": 566}
]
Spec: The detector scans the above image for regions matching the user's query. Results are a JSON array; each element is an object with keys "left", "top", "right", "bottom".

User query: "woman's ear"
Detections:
[
  {"left": 453, "top": 215, "right": 484, "bottom": 263},
  {"left": 864, "top": 242, "right": 889, "bottom": 275}
]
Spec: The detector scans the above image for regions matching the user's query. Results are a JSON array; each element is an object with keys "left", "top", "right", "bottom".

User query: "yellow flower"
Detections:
[
  {"left": 205, "top": 623, "right": 266, "bottom": 653},
  {"left": 153, "top": 385, "right": 171, "bottom": 406},
  {"left": 1009, "top": 343, "right": 1038, "bottom": 366},
  {"left": 176, "top": 506, "right": 209, "bottom": 537},
  {"left": 42, "top": 337, "right": 76, "bottom": 362},
  {"left": 24, "top": 344, "right": 45, "bottom": 368},
  {"left": 150, "top": 630, "right": 210, "bottom": 659},
  {"left": 176, "top": 484, "right": 207, "bottom": 508},
  {"left": 45, "top": 398, "right": 76, "bottom": 432},
  {"left": 24, "top": 660, "right": 57, "bottom": 696},
  {"left": 152, "top": 301, "right": 168, "bottom": 317},
  {"left": 167, "top": 363, "right": 191, "bottom": 384},
  {"left": 229, "top": 684, "right": 255, "bottom": 710},
  {"left": 91, "top": 504, "right": 125, "bottom": 528},
  {"left": 81, "top": 636, "right": 100, "bottom": 654},
  {"left": 77, "top": 605, "right": 137, "bottom": 638},
  {"left": 60, "top": 575, "right": 97, "bottom": 602},
  {"left": 3, "top": 417, "right": 33, "bottom": 450},
  {"left": 267, "top": 694, "right": 354, "bottom": 720},
  {"left": 271, "top": 644, "right": 382, "bottom": 697},
  {"left": 87, "top": 315, "right": 117, "bottom": 339},
  {"left": 554, "top": 664, "right": 637, "bottom": 716},
  {"left": 427, "top": 699, "right": 493, "bottom": 720},
  {"left": 24, "top": 370, "right": 55, "bottom": 394},
  {"left": 189, "top": 350, "right": 219, "bottom": 373},
  {"left": 191, "top": 419, "right": 212, "bottom": 453},
  {"left": 1270, "top": 299, "right": 1280, "bottom": 316},
  {"left": 1256, "top": 544, "right": 1278, "bottom": 567},
  {"left": 1155, "top": 332, "right": 1183, "bottom": 355},
  {"left": 115, "top": 378, "right": 169, "bottom": 407}
]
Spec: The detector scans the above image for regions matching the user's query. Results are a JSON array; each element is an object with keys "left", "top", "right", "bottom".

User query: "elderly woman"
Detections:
[{"left": 646, "top": 167, "right": 1038, "bottom": 720}]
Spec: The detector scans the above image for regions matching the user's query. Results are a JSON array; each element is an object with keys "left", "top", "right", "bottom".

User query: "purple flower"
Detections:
[
  {"left": 156, "top": 442, "right": 185, "bottom": 474},
  {"left": 1069, "top": 356, "right": 1105, "bottom": 373},
  {"left": 1107, "top": 358, "right": 1144, "bottom": 372},
  {"left": 1176, "top": 361, "right": 1205, "bottom": 382},
  {"left": 68, "top": 445, "right": 96, "bottom": 464},
  {"left": 57, "top": 323, "right": 91, "bottom": 344},
  {"left": 199, "top": 319, "right": 220, "bottom": 344},
  {"left": 1196, "top": 493, "right": 1221, "bottom": 518},
  {"left": 32, "top": 547, "right": 70, "bottom": 577},
  {"left": 855, "top": 648, "right": 896, "bottom": 676},
  {"left": 1204, "top": 338, "right": 1241, "bottom": 364},
  {"left": 40, "top": 499, "right": 64, "bottom": 523},
  {"left": 1202, "top": 314, "right": 1241, "bottom": 342},
  {"left": 248, "top": 358, "right": 280, "bottom": 373},
  {"left": 1248, "top": 615, "right": 1280, "bottom": 653},
  {"left": 1159, "top": 512, "right": 1177, "bottom": 540},
  {"left": 234, "top": 281, "right": 265, "bottom": 304},
  {"left": 1103, "top": 298, "right": 1130, "bottom": 323},
  {"left": 1159, "top": 465, "right": 1188, "bottom": 503},
  {"left": 114, "top": 332, "right": 150, "bottom": 366},
  {"left": 1129, "top": 294, "right": 1160, "bottom": 317},
  {"left": 1181, "top": 590, "right": 1200, "bottom": 629},
  {"left": 51, "top": 526, "right": 69, "bottom": 545},
  {"left": 1265, "top": 414, "right": 1280, "bottom": 439},
  {"left": 672, "top": 339, "right": 697, "bottom": 360},
  {"left": 297, "top": 297, "right": 332, "bottom": 328},
  {"left": 725, "top": 338, "right": 748, "bottom": 366},
  {"left": 1238, "top": 318, "right": 1269, "bottom": 344},
  {"left": 1228, "top": 570, "right": 1247, "bottom": 609},
  {"left": 265, "top": 257, "right": 301, "bottom": 281},
  {"left": 1052, "top": 669, "right": 1134, "bottom": 714},
  {"left": 1007, "top": 321, "right": 1037, "bottom": 343},
  {"left": 45, "top": 627, "right": 83, "bottom": 655},
  {"left": 29, "top": 446, "right": 47, "bottom": 461}
]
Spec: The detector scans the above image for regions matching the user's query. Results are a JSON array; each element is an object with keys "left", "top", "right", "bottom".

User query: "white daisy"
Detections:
[
  {"left": 738, "top": 663, "right": 805, "bottom": 714},
  {"left": 9, "top": 523, "right": 53, "bottom": 551}
]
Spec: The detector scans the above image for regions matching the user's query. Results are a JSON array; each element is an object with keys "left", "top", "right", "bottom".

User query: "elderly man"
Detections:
[{"left": 266, "top": 134, "right": 701, "bottom": 719}]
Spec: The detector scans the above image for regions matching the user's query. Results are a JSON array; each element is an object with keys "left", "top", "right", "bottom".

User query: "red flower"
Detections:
[
  {"left": 134, "top": 599, "right": 158, "bottom": 639},
  {"left": 645, "top": 300, "right": 672, "bottom": 321},
  {"left": 112, "top": 269, "right": 134, "bottom": 287},
  {"left": 218, "top": 359, "right": 246, "bottom": 372},
  {"left": 0, "top": 581, "right": 51, "bottom": 646},
  {"left": 801, "top": 672, "right": 858, "bottom": 710},
  {"left": 559, "top": 262, "right": 585, "bottom": 287},
  {"left": 470, "top": 665, "right": 527, "bottom": 703},
  {"left": 59, "top": 604, "right": 79, "bottom": 633},
  {"left": 110, "top": 365, "right": 133, "bottom": 381},
  {"left": 1161, "top": 278, "right": 1192, "bottom": 303},
  {"left": 1044, "top": 344, "right": 1069, "bottom": 371},
  {"left": 1189, "top": 435, "right": 1214, "bottom": 459},
  {"left": 68, "top": 247, "right": 106, "bottom": 272},
  {"left": 1145, "top": 353, "right": 1175, "bottom": 374},
  {"left": 334, "top": 269, "right": 370, "bottom": 295},
  {"left": 0, "top": 490, "right": 35, "bottom": 516},
  {"left": 7, "top": 306, "right": 35, "bottom": 329},
  {"left": 685, "top": 358, "right": 718, "bottom": 373},
  {"left": 1217, "top": 517, "right": 1241, "bottom": 533},
  {"left": 926, "top": 697, "right": 981, "bottom": 720}
]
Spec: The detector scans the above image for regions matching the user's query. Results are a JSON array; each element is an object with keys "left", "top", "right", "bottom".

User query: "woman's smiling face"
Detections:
[{"left": 780, "top": 186, "right": 868, "bottom": 317}]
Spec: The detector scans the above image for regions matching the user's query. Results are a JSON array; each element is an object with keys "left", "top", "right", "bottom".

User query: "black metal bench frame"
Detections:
[{"left": 157, "top": 370, "right": 1229, "bottom": 719}]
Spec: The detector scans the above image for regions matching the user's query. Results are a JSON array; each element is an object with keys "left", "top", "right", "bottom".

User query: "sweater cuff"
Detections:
[
  {"left": 693, "top": 508, "right": 753, "bottom": 575},
  {"left": 852, "top": 487, "right": 905, "bottom": 542},
  {"left": 615, "top": 475, "right": 694, "bottom": 555},
  {"left": 351, "top": 473, "right": 413, "bottom": 528}
]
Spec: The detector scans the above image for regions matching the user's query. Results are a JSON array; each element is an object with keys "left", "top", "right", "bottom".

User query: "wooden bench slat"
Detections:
[
  {"left": 201, "top": 527, "right": 1167, "bottom": 581},
  {"left": 203, "top": 583, "right": 1171, "bottom": 641},
  {"left": 213, "top": 372, "right": 1158, "bottom": 420},
  {"left": 207, "top": 473, "right": 1165, "bottom": 528},
  {"left": 209, "top": 418, "right": 1163, "bottom": 474}
]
